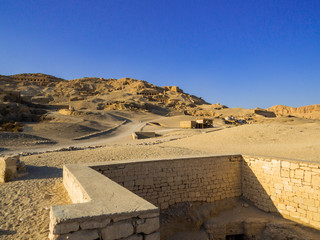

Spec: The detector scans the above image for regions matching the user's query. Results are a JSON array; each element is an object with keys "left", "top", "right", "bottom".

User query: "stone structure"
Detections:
[
  {"left": 137, "top": 89, "right": 159, "bottom": 96},
  {"left": 50, "top": 163, "right": 159, "bottom": 240},
  {"left": 132, "top": 132, "right": 156, "bottom": 140},
  {"left": 180, "top": 120, "right": 196, "bottom": 128},
  {"left": 0, "top": 155, "right": 26, "bottom": 183},
  {"left": 180, "top": 119, "right": 213, "bottom": 128},
  {"left": 253, "top": 108, "right": 277, "bottom": 118},
  {"left": 31, "top": 96, "right": 52, "bottom": 104},
  {"left": 12, "top": 73, "right": 64, "bottom": 83},
  {"left": 196, "top": 118, "right": 213, "bottom": 128},
  {"left": 162, "top": 86, "right": 183, "bottom": 93},
  {"left": 0, "top": 90, "right": 21, "bottom": 103},
  {"left": 242, "top": 155, "right": 320, "bottom": 228},
  {"left": 50, "top": 155, "right": 320, "bottom": 239}
]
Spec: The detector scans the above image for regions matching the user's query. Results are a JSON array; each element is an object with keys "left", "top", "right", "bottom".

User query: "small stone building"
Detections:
[
  {"left": 180, "top": 121, "right": 197, "bottom": 128},
  {"left": 196, "top": 118, "right": 213, "bottom": 128}
]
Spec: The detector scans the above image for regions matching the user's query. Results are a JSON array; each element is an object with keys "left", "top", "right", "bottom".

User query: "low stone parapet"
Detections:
[
  {"left": 49, "top": 164, "right": 159, "bottom": 240},
  {"left": 132, "top": 132, "right": 156, "bottom": 140}
]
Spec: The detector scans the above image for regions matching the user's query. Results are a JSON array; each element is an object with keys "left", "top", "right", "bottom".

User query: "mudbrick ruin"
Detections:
[{"left": 49, "top": 155, "right": 320, "bottom": 240}]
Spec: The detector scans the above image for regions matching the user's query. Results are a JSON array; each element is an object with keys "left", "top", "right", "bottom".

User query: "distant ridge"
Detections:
[
  {"left": 0, "top": 73, "right": 212, "bottom": 116},
  {"left": 267, "top": 104, "right": 320, "bottom": 119}
]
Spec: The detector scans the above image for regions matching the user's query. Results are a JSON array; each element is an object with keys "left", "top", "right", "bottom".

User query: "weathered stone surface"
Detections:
[
  {"left": 101, "top": 222, "right": 134, "bottom": 240},
  {"left": 138, "top": 212, "right": 159, "bottom": 219},
  {"left": 0, "top": 156, "right": 18, "bottom": 183},
  {"left": 112, "top": 215, "right": 132, "bottom": 222},
  {"left": 312, "top": 175, "right": 320, "bottom": 187},
  {"left": 136, "top": 217, "right": 160, "bottom": 234},
  {"left": 80, "top": 218, "right": 111, "bottom": 230},
  {"left": 52, "top": 230, "right": 99, "bottom": 240},
  {"left": 144, "top": 231, "right": 160, "bottom": 240},
  {"left": 52, "top": 222, "right": 79, "bottom": 235},
  {"left": 123, "top": 234, "right": 143, "bottom": 240}
]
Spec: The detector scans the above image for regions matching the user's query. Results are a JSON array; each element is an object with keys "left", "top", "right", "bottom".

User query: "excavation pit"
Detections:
[{"left": 49, "top": 155, "right": 320, "bottom": 240}]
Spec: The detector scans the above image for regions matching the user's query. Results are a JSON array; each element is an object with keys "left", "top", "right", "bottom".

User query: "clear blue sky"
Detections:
[{"left": 1, "top": 0, "right": 319, "bottom": 108}]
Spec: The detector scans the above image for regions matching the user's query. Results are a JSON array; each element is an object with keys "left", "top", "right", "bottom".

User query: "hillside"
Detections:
[{"left": 0, "top": 73, "right": 215, "bottom": 117}]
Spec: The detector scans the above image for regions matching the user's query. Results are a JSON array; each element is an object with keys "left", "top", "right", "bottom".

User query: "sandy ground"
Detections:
[
  {"left": 1, "top": 114, "right": 320, "bottom": 239},
  {"left": 163, "top": 118, "right": 320, "bottom": 162}
]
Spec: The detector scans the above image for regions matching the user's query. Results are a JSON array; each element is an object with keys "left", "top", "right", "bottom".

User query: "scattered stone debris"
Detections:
[
  {"left": 0, "top": 122, "right": 23, "bottom": 132},
  {"left": 224, "top": 116, "right": 248, "bottom": 125},
  {"left": 17, "top": 145, "right": 105, "bottom": 156}
]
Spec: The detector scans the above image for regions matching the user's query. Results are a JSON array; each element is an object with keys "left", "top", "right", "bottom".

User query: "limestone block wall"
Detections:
[
  {"left": 242, "top": 155, "right": 320, "bottom": 229},
  {"left": 50, "top": 154, "right": 320, "bottom": 239},
  {"left": 132, "top": 132, "right": 156, "bottom": 140},
  {"left": 91, "top": 155, "right": 242, "bottom": 209},
  {"left": 50, "top": 164, "right": 160, "bottom": 240}
]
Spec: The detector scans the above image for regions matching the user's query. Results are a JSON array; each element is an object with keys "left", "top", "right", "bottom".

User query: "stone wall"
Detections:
[
  {"left": 132, "top": 132, "right": 156, "bottom": 140},
  {"left": 50, "top": 164, "right": 159, "bottom": 240},
  {"left": 50, "top": 154, "right": 320, "bottom": 239},
  {"left": 91, "top": 155, "right": 242, "bottom": 209},
  {"left": 242, "top": 155, "right": 320, "bottom": 229}
]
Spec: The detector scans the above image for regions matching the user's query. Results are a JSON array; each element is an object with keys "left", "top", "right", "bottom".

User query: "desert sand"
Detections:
[{"left": 1, "top": 74, "right": 320, "bottom": 239}]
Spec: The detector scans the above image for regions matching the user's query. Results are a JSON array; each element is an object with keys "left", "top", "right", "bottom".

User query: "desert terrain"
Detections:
[{"left": 1, "top": 73, "right": 320, "bottom": 239}]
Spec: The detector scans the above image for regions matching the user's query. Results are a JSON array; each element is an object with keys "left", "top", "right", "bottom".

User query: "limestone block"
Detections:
[
  {"left": 281, "top": 161, "right": 290, "bottom": 169},
  {"left": 312, "top": 212, "right": 320, "bottom": 221},
  {"left": 136, "top": 217, "right": 160, "bottom": 234},
  {"left": 274, "top": 183, "right": 283, "bottom": 190},
  {"left": 144, "top": 231, "right": 160, "bottom": 240},
  {"left": 295, "top": 169, "right": 304, "bottom": 179},
  {"left": 0, "top": 156, "right": 18, "bottom": 183},
  {"left": 280, "top": 169, "right": 290, "bottom": 178},
  {"left": 312, "top": 175, "right": 320, "bottom": 187},
  {"left": 290, "top": 163, "right": 299, "bottom": 169},
  {"left": 113, "top": 215, "right": 132, "bottom": 222},
  {"left": 80, "top": 218, "right": 111, "bottom": 230},
  {"left": 52, "top": 222, "right": 79, "bottom": 235},
  {"left": 308, "top": 206, "right": 318, "bottom": 212},
  {"left": 102, "top": 222, "right": 134, "bottom": 240},
  {"left": 138, "top": 211, "right": 159, "bottom": 219},
  {"left": 310, "top": 220, "right": 320, "bottom": 229},
  {"left": 304, "top": 198, "right": 315, "bottom": 207},
  {"left": 289, "top": 211, "right": 300, "bottom": 218},
  {"left": 51, "top": 230, "right": 99, "bottom": 240}
]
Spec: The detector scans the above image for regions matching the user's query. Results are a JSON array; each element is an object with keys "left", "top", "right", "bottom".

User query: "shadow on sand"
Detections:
[{"left": 14, "top": 165, "right": 62, "bottom": 181}]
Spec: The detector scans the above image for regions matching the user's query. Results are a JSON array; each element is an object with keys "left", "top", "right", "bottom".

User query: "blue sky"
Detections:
[{"left": 1, "top": 0, "right": 319, "bottom": 108}]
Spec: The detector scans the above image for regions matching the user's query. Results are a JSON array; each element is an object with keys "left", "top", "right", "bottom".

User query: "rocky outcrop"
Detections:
[
  {"left": 0, "top": 73, "right": 211, "bottom": 117},
  {"left": 267, "top": 104, "right": 320, "bottom": 119}
]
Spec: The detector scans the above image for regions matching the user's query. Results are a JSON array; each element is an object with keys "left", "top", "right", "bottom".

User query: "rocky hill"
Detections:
[
  {"left": 1, "top": 73, "right": 221, "bottom": 124},
  {"left": 267, "top": 105, "right": 320, "bottom": 119}
]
